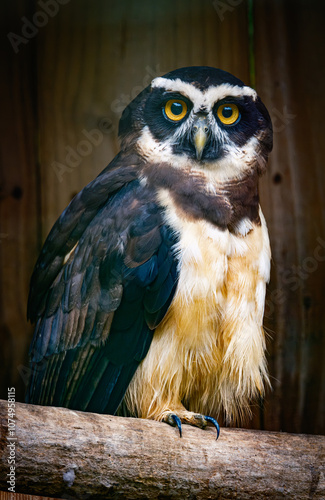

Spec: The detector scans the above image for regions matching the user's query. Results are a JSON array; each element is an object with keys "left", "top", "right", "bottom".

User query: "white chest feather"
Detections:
[
  {"left": 165, "top": 217, "right": 229, "bottom": 351},
  {"left": 161, "top": 197, "right": 270, "bottom": 342},
  {"left": 124, "top": 194, "right": 271, "bottom": 422}
]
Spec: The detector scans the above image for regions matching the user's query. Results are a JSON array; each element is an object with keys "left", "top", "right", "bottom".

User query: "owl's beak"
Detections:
[{"left": 192, "top": 115, "right": 209, "bottom": 160}]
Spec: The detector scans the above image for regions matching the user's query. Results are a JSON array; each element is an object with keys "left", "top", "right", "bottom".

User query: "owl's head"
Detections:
[{"left": 118, "top": 67, "right": 272, "bottom": 181}]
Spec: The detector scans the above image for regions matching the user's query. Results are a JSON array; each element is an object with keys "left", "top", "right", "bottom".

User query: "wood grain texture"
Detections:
[
  {"left": 0, "top": 2, "right": 39, "bottom": 402},
  {"left": 0, "top": 400, "right": 324, "bottom": 499},
  {"left": 255, "top": 0, "right": 325, "bottom": 435}
]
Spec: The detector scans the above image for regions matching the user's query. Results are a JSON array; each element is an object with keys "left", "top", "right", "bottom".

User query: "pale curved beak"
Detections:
[{"left": 193, "top": 115, "right": 209, "bottom": 160}]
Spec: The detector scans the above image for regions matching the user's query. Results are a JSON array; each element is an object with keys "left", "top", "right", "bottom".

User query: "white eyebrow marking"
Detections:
[{"left": 151, "top": 77, "right": 257, "bottom": 112}]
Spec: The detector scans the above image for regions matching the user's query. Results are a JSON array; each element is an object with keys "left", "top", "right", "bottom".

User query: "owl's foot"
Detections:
[
  {"left": 204, "top": 415, "right": 220, "bottom": 439},
  {"left": 168, "top": 413, "right": 183, "bottom": 437},
  {"left": 163, "top": 410, "right": 220, "bottom": 439}
]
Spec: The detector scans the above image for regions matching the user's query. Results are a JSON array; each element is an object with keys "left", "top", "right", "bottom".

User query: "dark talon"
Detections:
[
  {"left": 204, "top": 415, "right": 220, "bottom": 439},
  {"left": 171, "top": 414, "right": 182, "bottom": 437}
]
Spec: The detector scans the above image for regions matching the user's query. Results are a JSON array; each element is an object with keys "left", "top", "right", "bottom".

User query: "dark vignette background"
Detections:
[{"left": 0, "top": 0, "right": 324, "bottom": 435}]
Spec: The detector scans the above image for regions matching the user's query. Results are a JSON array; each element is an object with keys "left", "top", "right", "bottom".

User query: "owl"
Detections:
[{"left": 27, "top": 66, "right": 273, "bottom": 438}]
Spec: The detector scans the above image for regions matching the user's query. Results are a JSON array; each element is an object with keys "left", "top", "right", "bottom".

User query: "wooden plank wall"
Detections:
[
  {"left": 255, "top": 0, "right": 325, "bottom": 434},
  {"left": 0, "top": 2, "right": 39, "bottom": 404},
  {"left": 1, "top": 0, "right": 324, "bottom": 436}
]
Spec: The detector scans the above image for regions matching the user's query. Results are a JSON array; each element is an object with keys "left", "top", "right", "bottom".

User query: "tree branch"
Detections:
[{"left": 0, "top": 399, "right": 324, "bottom": 499}]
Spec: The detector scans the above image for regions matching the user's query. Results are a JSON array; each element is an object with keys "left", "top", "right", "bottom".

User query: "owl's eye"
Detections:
[
  {"left": 164, "top": 99, "right": 188, "bottom": 122},
  {"left": 217, "top": 103, "right": 240, "bottom": 125}
]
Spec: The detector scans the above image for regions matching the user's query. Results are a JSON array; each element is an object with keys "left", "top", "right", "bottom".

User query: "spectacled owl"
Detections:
[{"left": 27, "top": 66, "right": 273, "bottom": 438}]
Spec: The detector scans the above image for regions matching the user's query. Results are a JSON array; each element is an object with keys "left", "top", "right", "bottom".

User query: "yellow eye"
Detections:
[
  {"left": 217, "top": 103, "right": 240, "bottom": 125},
  {"left": 164, "top": 99, "right": 188, "bottom": 121}
]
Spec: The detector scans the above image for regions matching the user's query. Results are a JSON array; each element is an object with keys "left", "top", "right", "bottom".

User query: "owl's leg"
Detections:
[{"left": 161, "top": 406, "right": 220, "bottom": 439}]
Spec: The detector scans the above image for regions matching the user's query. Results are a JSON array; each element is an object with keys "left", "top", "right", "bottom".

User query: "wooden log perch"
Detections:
[{"left": 0, "top": 400, "right": 324, "bottom": 499}]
